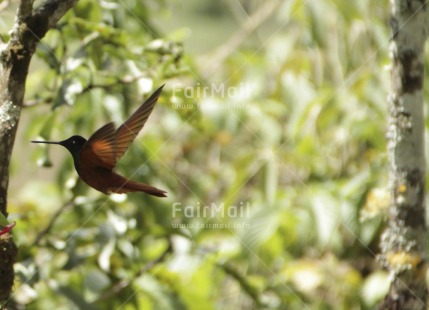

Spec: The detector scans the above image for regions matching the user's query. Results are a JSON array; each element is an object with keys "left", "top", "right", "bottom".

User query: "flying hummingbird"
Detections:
[{"left": 32, "top": 85, "right": 167, "bottom": 197}]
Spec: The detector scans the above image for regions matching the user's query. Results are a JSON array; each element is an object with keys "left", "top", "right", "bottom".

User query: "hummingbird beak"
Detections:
[{"left": 31, "top": 140, "right": 62, "bottom": 145}]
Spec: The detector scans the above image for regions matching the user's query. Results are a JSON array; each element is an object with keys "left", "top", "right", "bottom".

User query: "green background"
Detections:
[{"left": 0, "top": 0, "right": 408, "bottom": 309}]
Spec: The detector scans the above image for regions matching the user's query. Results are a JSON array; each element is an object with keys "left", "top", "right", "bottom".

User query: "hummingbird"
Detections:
[{"left": 32, "top": 85, "right": 167, "bottom": 197}]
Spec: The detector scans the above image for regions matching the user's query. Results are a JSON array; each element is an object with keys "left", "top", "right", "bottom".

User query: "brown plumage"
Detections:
[{"left": 32, "top": 85, "right": 167, "bottom": 197}]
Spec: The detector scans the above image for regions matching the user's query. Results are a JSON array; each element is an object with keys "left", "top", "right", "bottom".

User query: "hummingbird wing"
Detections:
[
  {"left": 113, "top": 84, "right": 164, "bottom": 163},
  {"left": 79, "top": 85, "right": 164, "bottom": 170},
  {"left": 81, "top": 122, "right": 117, "bottom": 169}
]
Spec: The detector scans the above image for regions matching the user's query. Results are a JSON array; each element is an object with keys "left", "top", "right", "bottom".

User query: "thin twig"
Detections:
[
  {"left": 203, "top": 0, "right": 281, "bottom": 77},
  {"left": 94, "top": 237, "right": 173, "bottom": 302},
  {"left": 85, "top": 73, "right": 151, "bottom": 92},
  {"left": 31, "top": 199, "right": 74, "bottom": 246},
  {"left": 218, "top": 261, "right": 266, "bottom": 307}
]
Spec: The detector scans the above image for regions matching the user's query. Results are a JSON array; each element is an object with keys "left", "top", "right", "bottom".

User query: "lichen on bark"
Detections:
[
  {"left": 379, "top": 0, "right": 428, "bottom": 309},
  {"left": 0, "top": 0, "right": 78, "bottom": 306}
]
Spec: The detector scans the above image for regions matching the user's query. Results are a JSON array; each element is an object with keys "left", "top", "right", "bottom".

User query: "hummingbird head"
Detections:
[
  {"left": 32, "top": 135, "right": 87, "bottom": 163},
  {"left": 58, "top": 135, "right": 87, "bottom": 153}
]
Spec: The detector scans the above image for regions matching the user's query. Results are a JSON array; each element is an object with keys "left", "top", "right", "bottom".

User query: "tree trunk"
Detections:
[
  {"left": 0, "top": 0, "right": 77, "bottom": 306},
  {"left": 380, "top": 1, "right": 427, "bottom": 309}
]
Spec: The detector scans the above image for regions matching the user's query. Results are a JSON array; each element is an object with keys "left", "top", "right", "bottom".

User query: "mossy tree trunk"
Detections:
[
  {"left": 0, "top": 0, "right": 77, "bottom": 306},
  {"left": 380, "top": 1, "right": 427, "bottom": 309}
]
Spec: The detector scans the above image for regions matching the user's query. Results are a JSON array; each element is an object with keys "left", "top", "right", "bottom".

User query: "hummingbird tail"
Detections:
[{"left": 112, "top": 181, "right": 167, "bottom": 197}]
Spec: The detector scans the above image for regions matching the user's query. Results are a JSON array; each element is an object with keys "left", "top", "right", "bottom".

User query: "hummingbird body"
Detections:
[
  {"left": 78, "top": 164, "right": 165, "bottom": 196},
  {"left": 32, "top": 86, "right": 167, "bottom": 198}
]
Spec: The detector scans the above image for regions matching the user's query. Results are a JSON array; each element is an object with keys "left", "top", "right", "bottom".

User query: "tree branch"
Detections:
[
  {"left": 380, "top": 1, "right": 428, "bottom": 309},
  {"left": 0, "top": 0, "right": 78, "bottom": 304},
  {"left": 17, "top": 0, "right": 33, "bottom": 21},
  {"left": 0, "top": 0, "right": 78, "bottom": 215}
]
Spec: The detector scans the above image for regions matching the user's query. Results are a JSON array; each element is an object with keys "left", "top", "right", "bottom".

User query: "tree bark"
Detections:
[
  {"left": 380, "top": 1, "right": 427, "bottom": 309},
  {"left": 0, "top": 0, "right": 77, "bottom": 306}
]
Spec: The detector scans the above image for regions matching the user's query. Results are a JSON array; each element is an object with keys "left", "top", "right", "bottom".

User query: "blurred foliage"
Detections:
[{"left": 0, "top": 0, "right": 407, "bottom": 308}]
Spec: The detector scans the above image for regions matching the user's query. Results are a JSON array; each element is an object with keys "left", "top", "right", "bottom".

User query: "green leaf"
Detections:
[
  {"left": 85, "top": 269, "right": 111, "bottom": 293},
  {"left": 0, "top": 212, "right": 9, "bottom": 226}
]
